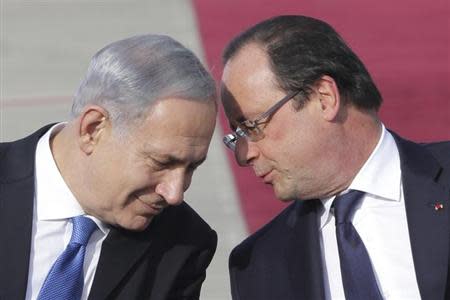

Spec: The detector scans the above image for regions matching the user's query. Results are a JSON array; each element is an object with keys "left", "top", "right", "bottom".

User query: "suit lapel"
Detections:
[
  {"left": 88, "top": 222, "right": 160, "bottom": 299},
  {"left": 286, "top": 200, "right": 326, "bottom": 300},
  {"left": 395, "top": 135, "right": 449, "bottom": 299},
  {"left": 0, "top": 125, "right": 52, "bottom": 299},
  {"left": 0, "top": 177, "right": 35, "bottom": 299}
]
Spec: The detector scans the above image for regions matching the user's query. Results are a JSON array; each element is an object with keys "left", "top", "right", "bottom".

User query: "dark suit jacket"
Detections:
[
  {"left": 229, "top": 132, "right": 450, "bottom": 300},
  {"left": 0, "top": 125, "right": 217, "bottom": 300}
]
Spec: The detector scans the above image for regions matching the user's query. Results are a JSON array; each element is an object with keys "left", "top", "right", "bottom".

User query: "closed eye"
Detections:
[{"left": 149, "top": 158, "right": 170, "bottom": 170}]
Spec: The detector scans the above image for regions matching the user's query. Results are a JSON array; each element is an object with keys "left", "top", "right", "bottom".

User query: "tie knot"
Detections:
[
  {"left": 70, "top": 216, "right": 97, "bottom": 245},
  {"left": 333, "top": 190, "right": 364, "bottom": 224}
]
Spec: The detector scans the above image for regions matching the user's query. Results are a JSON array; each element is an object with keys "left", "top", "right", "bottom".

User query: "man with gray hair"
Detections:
[{"left": 0, "top": 34, "right": 217, "bottom": 300}]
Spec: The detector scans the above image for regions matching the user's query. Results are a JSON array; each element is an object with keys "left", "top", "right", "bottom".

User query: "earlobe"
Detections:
[
  {"left": 77, "top": 106, "right": 110, "bottom": 154},
  {"left": 316, "top": 75, "right": 341, "bottom": 121}
]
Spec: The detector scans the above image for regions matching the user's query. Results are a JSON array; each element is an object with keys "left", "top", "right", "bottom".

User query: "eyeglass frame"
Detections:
[{"left": 222, "top": 90, "right": 300, "bottom": 151}]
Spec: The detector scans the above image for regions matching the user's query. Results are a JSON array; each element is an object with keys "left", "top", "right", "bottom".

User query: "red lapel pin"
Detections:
[{"left": 434, "top": 203, "right": 444, "bottom": 211}]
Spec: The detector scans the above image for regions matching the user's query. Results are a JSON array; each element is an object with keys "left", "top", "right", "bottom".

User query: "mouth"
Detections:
[
  {"left": 135, "top": 195, "right": 168, "bottom": 216},
  {"left": 256, "top": 169, "right": 274, "bottom": 184}
]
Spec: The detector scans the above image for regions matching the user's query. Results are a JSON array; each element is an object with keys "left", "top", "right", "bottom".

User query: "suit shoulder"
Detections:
[
  {"left": 230, "top": 202, "right": 298, "bottom": 262},
  {"left": 153, "top": 202, "right": 217, "bottom": 248},
  {"left": 167, "top": 202, "right": 213, "bottom": 231},
  {"left": 0, "top": 125, "right": 54, "bottom": 183}
]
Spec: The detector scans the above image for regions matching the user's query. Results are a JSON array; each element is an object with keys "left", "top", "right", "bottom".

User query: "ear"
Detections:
[
  {"left": 77, "top": 105, "right": 110, "bottom": 154},
  {"left": 315, "top": 75, "right": 341, "bottom": 121}
]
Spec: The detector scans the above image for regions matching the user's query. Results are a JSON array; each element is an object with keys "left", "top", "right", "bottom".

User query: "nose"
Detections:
[
  {"left": 155, "top": 169, "right": 190, "bottom": 206},
  {"left": 235, "top": 138, "right": 259, "bottom": 166}
]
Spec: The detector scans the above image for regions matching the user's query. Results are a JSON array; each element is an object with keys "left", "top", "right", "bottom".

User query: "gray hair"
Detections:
[{"left": 71, "top": 34, "right": 216, "bottom": 133}]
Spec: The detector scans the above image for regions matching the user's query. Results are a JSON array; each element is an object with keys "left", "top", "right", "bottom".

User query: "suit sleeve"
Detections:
[{"left": 167, "top": 229, "right": 218, "bottom": 300}]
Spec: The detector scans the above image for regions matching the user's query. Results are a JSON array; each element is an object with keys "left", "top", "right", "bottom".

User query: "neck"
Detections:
[
  {"left": 51, "top": 122, "right": 89, "bottom": 211},
  {"left": 324, "top": 107, "right": 381, "bottom": 196}
]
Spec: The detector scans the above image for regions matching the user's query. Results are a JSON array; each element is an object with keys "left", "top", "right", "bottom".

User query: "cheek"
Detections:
[
  {"left": 266, "top": 122, "right": 319, "bottom": 169},
  {"left": 103, "top": 169, "right": 155, "bottom": 207},
  {"left": 131, "top": 166, "right": 169, "bottom": 197},
  {"left": 263, "top": 125, "right": 295, "bottom": 160},
  {"left": 91, "top": 149, "right": 131, "bottom": 186}
]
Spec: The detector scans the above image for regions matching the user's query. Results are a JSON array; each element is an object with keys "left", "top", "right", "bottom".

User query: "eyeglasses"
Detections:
[{"left": 223, "top": 90, "right": 300, "bottom": 151}]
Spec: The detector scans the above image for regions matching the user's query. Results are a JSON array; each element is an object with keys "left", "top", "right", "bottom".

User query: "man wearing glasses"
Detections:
[{"left": 221, "top": 15, "right": 450, "bottom": 300}]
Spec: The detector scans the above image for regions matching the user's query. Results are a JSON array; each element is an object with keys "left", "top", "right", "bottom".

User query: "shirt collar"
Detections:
[
  {"left": 348, "top": 124, "right": 401, "bottom": 202},
  {"left": 34, "top": 123, "right": 109, "bottom": 235}
]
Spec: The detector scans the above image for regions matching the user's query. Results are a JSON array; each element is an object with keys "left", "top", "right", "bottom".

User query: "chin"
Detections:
[
  {"left": 119, "top": 215, "right": 154, "bottom": 231},
  {"left": 273, "top": 183, "right": 296, "bottom": 202},
  {"left": 275, "top": 194, "right": 296, "bottom": 202},
  {"left": 274, "top": 190, "right": 296, "bottom": 202}
]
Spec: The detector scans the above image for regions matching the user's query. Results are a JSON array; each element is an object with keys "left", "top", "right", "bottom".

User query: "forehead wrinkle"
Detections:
[
  {"left": 141, "top": 147, "right": 208, "bottom": 169},
  {"left": 141, "top": 137, "right": 209, "bottom": 158}
]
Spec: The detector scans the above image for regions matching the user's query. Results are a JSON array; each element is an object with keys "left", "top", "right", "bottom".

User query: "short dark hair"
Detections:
[{"left": 223, "top": 15, "right": 382, "bottom": 111}]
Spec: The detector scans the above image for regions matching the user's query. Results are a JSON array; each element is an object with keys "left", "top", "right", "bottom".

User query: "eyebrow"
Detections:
[{"left": 146, "top": 151, "right": 207, "bottom": 168}]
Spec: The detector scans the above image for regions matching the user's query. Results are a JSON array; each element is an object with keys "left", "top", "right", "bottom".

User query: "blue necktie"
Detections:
[
  {"left": 37, "top": 216, "right": 97, "bottom": 300},
  {"left": 333, "top": 190, "right": 383, "bottom": 300}
]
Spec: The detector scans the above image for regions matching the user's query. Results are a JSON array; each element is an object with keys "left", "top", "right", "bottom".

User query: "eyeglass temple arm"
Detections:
[{"left": 253, "top": 90, "right": 300, "bottom": 124}]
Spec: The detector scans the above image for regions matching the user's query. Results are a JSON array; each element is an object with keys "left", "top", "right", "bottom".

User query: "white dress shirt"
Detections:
[
  {"left": 319, "top": 125, "right": 422, "bottom": 299},
  {"left": 25, "top": 123, "right": 110, "bottom": 300}
]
